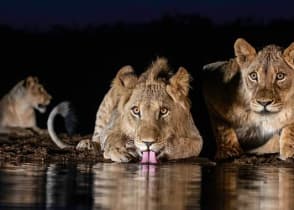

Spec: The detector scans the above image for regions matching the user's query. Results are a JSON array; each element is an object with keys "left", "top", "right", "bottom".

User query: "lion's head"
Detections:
[
  {"left": 233, "top": 38, "right": 294, "bottom": 114},
  {"left": 117, "top": 58, "right": 194, "bottom": 156},
  {"left": 23, "top": 76, "right": 52, "bottom": 113}
]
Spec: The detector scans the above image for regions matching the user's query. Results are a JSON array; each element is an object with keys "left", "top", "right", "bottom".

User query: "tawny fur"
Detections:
[
  {"left": 76, "top": 58, "right": 203, "bottom": 162},
  {"left": 202, "top": 38, "right": 294, "bottom": 160},
  {"left": 0, "top": 76, "right": 52, "bottom": 135}
]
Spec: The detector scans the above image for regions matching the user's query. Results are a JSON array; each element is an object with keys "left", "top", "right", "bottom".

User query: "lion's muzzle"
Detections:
[
  {"left": 251, "top": 99, "right": 282, "bottom": 114},
  {"left": 135, "top": 124, "right": 160, "bottom": 149}
]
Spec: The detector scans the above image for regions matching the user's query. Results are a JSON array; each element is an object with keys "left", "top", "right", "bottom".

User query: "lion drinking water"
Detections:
[{"left": 48, "top": 58, "right": 203, "bottom": 163}]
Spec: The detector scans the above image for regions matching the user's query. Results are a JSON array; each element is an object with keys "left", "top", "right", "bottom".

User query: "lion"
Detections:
[
  {"left": 202, "top": 38, "right": 294, "bottom": 160},
  {"left": 48, "top": 58, "right": 203, "bottom": 163},
  {"left": 0, "top": 76, "right": 52, "bottom": 135}
]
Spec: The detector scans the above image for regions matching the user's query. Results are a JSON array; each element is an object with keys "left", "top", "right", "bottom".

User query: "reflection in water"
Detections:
[
  {"left": 0, "top": 163, "right": 94, "bottom": 209},
  {"left": 201, "top": 165, "right": 294, "bottom": 210},
  {"left": 92, "top": 163, "right": 201, "bottom": 210},
  {"left": 45, "top": 164, "right": 93, "bottom": 209},
  {"left": 0, "top": 163, "right": 46, "bottom": 207},
  {"left": 0, "top": 162, "right": 293, "bottom": 210}
]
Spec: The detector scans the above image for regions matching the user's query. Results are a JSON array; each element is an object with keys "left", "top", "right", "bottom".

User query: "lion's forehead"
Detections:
[
  {"left": 130, "top": 84, "right": 171, "bottom": 103},
  {"left": 257, "top": 45, "right": 282, "bottom": 58},
  {"left": 249, "top": 46, "right": 286, "bottom": 73}
]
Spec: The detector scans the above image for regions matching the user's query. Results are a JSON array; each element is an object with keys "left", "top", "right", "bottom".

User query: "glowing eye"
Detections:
[
  {"left": 276, "top": 72, "right": 285, "bottom": 80},
  {"left": 160, "top": 107, "right": 169, "bottom": 116},
  {"left": 131, "top": 106, "right": 140, "bottom": 116},
  {"left": 249, "top": 72, "right": 258, "bottom": 81}
]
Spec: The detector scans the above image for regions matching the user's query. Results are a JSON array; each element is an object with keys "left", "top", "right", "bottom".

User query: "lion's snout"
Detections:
[
  {"left": 142, "top": 141, "right": 153, "bottom": 148},
  {"left": 251, "top": 98, "right": 282, "bottom": 113},
  {"left": 251, "top": 89, "right": 283, "bottom": 113},
  {"left": 256, "top": 99, "right": 274, "bottom": 107},
  {"left": 135, "top": 125, "right": 160, "bottom": 151},
  {"left": 138, "top": 136, "right": 158, "bottom": 151}
]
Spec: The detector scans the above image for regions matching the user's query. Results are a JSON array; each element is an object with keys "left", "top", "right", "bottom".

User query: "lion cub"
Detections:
[
  {"left": 0, "top": 76, "right": 52, "bottom": 135},
  {"left": 72, "top": 58, "right": 203, "bottom": 162},
  {"left": 203, "top": 38, "right": 294, "bottom": 160}
]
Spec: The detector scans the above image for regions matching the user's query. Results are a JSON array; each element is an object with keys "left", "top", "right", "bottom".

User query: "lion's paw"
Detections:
[
  {"left": 215, "top": 144, "right": 243, "bottom": 160},
  {"left": 104, "top": 146, "right": 134, "bottom": 162},
  {"left": 76, "top": 139, "right": 99, "bottom": 152}
]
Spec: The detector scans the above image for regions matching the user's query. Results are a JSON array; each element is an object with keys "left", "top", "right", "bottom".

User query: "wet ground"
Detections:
[{"left": 0, "top": 133, "right": 103, "bottom": 164}]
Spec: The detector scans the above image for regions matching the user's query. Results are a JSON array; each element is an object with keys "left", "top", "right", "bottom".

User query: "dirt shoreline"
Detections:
[
  {"left": 0, "top": 133, "right": 293, "bottom": 166},
  {"left": 0, "top": 133, "right": 104, "bottom": 164}
]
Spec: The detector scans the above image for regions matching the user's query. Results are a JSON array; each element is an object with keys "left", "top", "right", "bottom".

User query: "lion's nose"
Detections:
[
  {"left": 143, "top": 141, "right": 154, "bottom": 149},
  {"left": 257, "top": 99, "right": 273, "bottom": 107}
]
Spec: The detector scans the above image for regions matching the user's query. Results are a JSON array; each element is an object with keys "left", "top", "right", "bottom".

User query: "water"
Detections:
[{"left": 0, "top": 162, "right": 293, "bottom": 210}]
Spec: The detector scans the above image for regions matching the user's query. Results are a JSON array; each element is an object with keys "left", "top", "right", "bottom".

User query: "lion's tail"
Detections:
[{"left": 47, "top": 101, "right": 76, "bottom": 149}]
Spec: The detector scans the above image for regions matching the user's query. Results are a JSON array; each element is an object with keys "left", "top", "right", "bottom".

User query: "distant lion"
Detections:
[
  {"left": 48, "top": 58, "right": 203, "bottom": 162},
  {"left": 202, "top": 38, "right": 294, "bottom": 160},
  {"left": 0, "top": 76, "right": 52, "bottom": 135}
]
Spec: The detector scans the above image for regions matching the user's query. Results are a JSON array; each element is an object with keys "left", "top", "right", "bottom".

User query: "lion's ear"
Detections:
[
  {"left": 283, "top": 42, "right": 294, "bottom": 69},
  {"left": 111, "top": 65, "right": 138, "bottom": 90},
  {"left": 234, "top": 38, "right": 256, "bottom": 68},
  {"left": 166, "top": 67, "right": 190, "bottom": 109}
]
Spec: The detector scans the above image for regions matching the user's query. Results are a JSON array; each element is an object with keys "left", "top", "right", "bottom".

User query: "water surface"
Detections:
[{"left": 0, "top": 161, "right": 293, "bottom": 210}]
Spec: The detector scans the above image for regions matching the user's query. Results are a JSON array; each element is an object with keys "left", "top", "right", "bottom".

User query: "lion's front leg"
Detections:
[
  {"left": 212, "top": 118, "right": 243, "bottom": 160},
  {"left": 280, "top": 124, "right": 294, "bottom": 160},
  {"left": 156, "top": 136, "right": 203, "bottom": 160}
]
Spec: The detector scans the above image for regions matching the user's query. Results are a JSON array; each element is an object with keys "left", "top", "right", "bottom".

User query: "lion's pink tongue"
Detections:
[
  {"left": 141, "top": 151, "right": 150, "bottom": 163},
  {"left": 141, "top": 151, "right": 158, "bottom": 164},
  {"left": 149, "top": 151, "right": 158, "bottom": 164}
]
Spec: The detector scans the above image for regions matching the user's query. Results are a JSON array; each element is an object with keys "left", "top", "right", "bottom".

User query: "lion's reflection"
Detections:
[
  {"left": 92, "top": 163, "right": 202, "bottom": 210},
  {"left": 0, "top": 162, "right": 294, "bottom": 210},
  {"left": 201, "top": 165, "right": 294, "bottom": 210}
]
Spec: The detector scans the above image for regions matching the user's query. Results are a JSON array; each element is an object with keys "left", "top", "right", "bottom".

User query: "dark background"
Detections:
[{"left": 1, "top": 1, "right": 294, "bottom": 157}]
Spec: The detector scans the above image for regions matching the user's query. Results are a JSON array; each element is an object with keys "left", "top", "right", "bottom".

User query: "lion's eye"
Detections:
[
  {"left": 160, "top": 107, "right": 169, "bottom": 116},
  {"left": 249, "top": 72, "right": 258, "bottom": 81},
  {"left": 276, "top": 72, "right": 286, "bottom": 81},
  {"left": 131, "top": 106, "right": 140, "bottom": 116}
]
